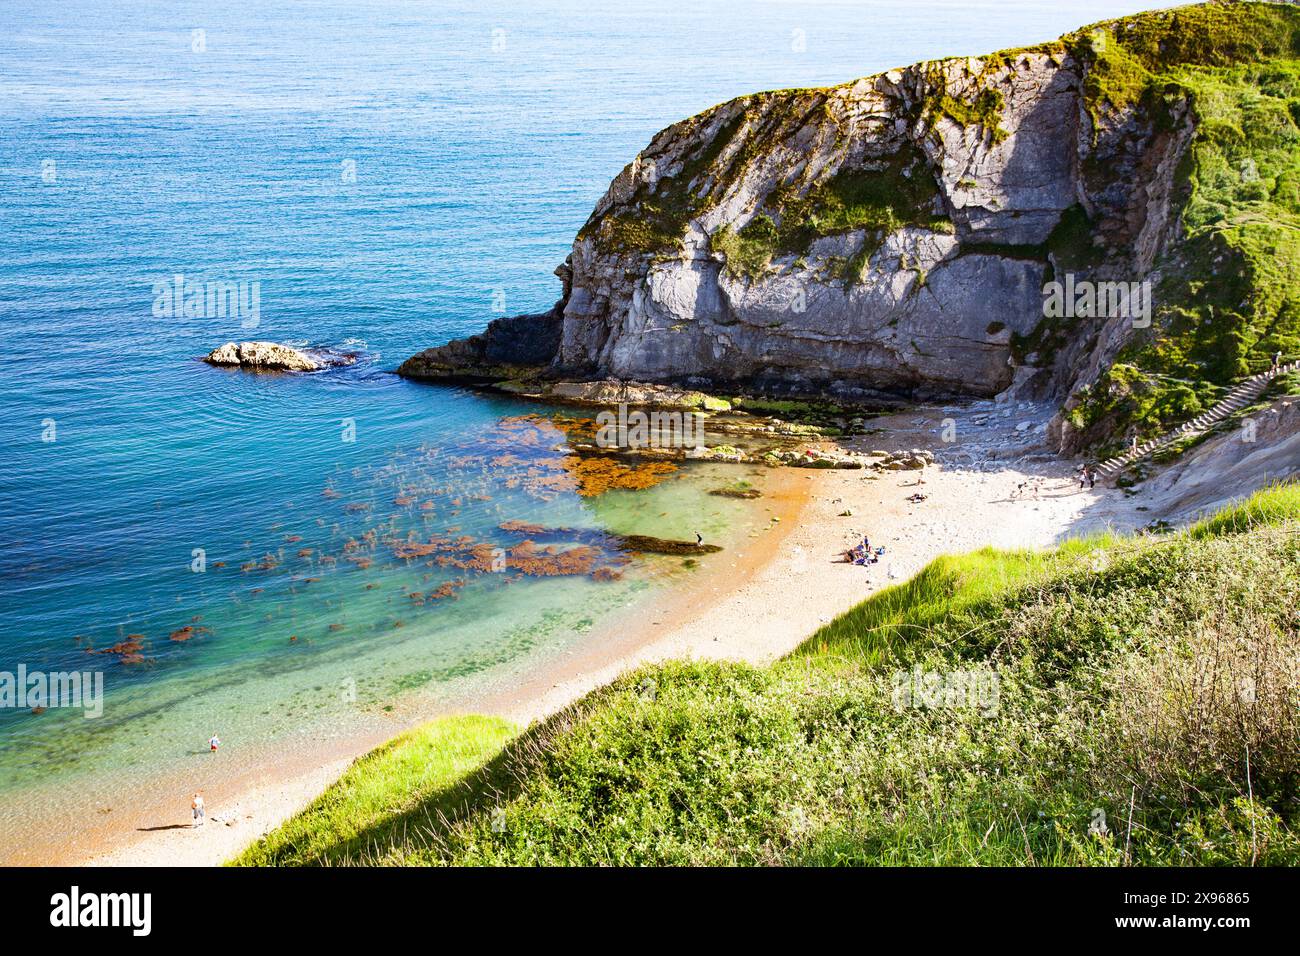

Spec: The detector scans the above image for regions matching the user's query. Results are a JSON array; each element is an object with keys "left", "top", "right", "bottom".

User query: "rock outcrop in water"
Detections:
[
  {"left": 205, "top": 341, "right": 320, "bottom": 372},
  {"left": 403, "top": 2, "right": 1300, "bottom": 457},
  {"left": 398, "top": 306, "right": 564, "bottom": 381}
]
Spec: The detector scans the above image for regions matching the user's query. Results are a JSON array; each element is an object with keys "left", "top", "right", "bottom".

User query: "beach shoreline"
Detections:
[
  {"left": 76, "top": 400, "right": 1148, "bottom": 867},
  {"left": 63, "top": 465, "right": 814, "bottom": 867}
]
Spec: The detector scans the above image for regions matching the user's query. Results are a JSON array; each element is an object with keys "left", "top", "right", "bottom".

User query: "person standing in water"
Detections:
[
  {"left": 192, "top": 792, "right": 205, "bottom": 827},
  {"left": 208, "top": 733, "right": 220, "bottom": 753},
  {"left": 694, "top": 532, "right": 702, "bottom": 546}
]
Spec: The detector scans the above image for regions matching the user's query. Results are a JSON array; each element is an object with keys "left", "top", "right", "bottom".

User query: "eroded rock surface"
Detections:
[
  {"left": 403, "top": 37, "right": 1190, "bottom": 407},
  {"left": 204, "top": 341, "right": 320, "bottom": 372}
]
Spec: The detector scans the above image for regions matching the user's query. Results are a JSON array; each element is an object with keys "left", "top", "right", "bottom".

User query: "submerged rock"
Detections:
[
  {"left": 496, "top": 521, "right": 723, "bottom": 556},
  {"left": 708, "top": 485, "right": 762, "bottom": 499},
  {"left": 204, "top": 341, "right": 320, "bottom": 372},
  {"left": 564, "top": 456, "right": 679, "bottom": 496},
  {"left": 614, "top": 534, "right": 722, "bottom": 556}
]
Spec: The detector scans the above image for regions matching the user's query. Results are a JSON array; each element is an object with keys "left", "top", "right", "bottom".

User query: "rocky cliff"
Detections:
[{"left": 401, "top": 1, "right": 1300, "bottom": 456}]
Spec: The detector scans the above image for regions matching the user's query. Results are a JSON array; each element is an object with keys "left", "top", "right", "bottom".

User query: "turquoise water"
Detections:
[{"left": 0, "top": 0, "right": 1156, "bottom": 855}]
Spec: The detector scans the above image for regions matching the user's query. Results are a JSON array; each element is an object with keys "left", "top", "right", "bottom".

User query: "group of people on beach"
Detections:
[
  {"left": 1011, "top": 465, "right": 1099, "bottom": 501},
  {"left": 847, "top": 537, "right": 886, "bottom": 566},
  {"left": 1011, "top": 478, "right": 1042, "bottom": 500}
]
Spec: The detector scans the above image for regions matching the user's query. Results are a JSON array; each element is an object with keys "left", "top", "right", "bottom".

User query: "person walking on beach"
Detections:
[
  {"left": 191, "top": 792, "right": 205, "bottom": 827},
  {"left": 208, "top": 733, "right": 220, "bottom": 753},
  {"left": 1078, "top": 465, "right": 1088, "bottom": 491}
]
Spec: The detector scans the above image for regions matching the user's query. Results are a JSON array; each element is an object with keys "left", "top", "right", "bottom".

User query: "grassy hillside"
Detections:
[
  {"left": 235, "top": 483, "right": 1300, "bottom": 866},
  {"left": 1064, "top": 1, "right": 1300, "bottom": 453},
  {"left": 237, "top": 716, "right": 515, "bottom": 866}
]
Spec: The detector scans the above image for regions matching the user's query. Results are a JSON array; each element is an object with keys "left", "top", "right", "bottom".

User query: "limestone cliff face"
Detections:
[
  {"left": 403, "top": 31, "right": 1189, "bottom": 406},
  {"left": 549, "top": 46, "right": 1193, "bottom": 401}
]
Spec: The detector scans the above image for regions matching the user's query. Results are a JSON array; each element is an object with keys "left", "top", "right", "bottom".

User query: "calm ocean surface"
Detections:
[{"left": 0, "top": 0, "right": 1155, "bottom": 856}]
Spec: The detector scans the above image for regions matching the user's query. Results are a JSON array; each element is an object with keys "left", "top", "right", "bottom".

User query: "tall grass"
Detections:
[{"left": 1189, "top": 480, "right": 1300, "bottom": 538}]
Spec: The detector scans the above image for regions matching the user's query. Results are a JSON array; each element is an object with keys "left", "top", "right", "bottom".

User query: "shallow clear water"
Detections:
[{"left": 0, "top": 0, "right": 1157, "bottom": 853}]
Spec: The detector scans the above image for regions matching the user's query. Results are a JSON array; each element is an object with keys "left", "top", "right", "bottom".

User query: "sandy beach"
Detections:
[{"left": 81, "top": 398, "right": 1150, "bottom": 867}]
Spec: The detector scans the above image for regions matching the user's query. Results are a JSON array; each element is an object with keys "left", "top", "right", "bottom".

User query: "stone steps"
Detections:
[{"left": 1095, "top": 360, "right": 1300, "bottom": 478}]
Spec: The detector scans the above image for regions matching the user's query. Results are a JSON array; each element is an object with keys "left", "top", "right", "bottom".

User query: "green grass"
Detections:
[
  {"left": 237, "top": 484, "right": 1300, "bottom": 867},
  {"left": 712, "top": 218, "right": 780, "bottom": 279},
  {"left": 793, "top": 534, "right": 1118, "bottom": 667},
  {"left": 232, "top": 715, "right": 515, "bottom": 866},
  {"left": 1188, "top": 478, "right": 1300, "bottom": 537},
  {"left": 926, "top": 83, "right": 1010, "bottom": 144},
  {"left": 711, "top": 145, "right": 945, "bottom": 279}
]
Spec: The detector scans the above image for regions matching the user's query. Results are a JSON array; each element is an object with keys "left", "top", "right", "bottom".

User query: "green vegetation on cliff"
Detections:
[
  {"left": 1065, "top": 2, "right": 1300, "bottom": 453},
  {"left": 714, "top": 144, "right": 946, "bottom": 280},
  {"left": 236, "top": 484, "right": 1300, "bottom": 867},
  {"left": 576, "top": 104, "right": 752, "bottom": 256},
  {"left": 922, "top": 63, "right": 1012, "bottom": 145},
  {"left": 578, "top": 69, "right": 954, "bottom": 272}
]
